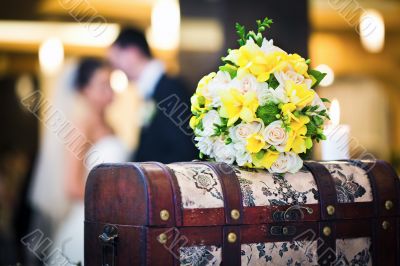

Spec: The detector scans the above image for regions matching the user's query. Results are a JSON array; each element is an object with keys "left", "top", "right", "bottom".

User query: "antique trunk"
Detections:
[{"left": 84, "top": 160, "right": 400, "bottom": 265}]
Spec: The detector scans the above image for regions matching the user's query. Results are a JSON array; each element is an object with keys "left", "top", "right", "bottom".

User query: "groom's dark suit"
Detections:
[{"left": 133, "top": 74, "right": 197, "bottom": 163}]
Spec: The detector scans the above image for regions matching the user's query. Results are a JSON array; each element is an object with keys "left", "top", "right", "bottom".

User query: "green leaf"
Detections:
[
  {"left": 235, "top": 22, "right": 246, "bottom": 46},
  {"left": 308, "top": 69, "right": 327, "bottom": 88},
  {"left": 321, "top": 97, "right": 330, "bottom": 103},
  {"left": 225, "top": 138, "right": 232, "bottom": 145},
  {"left": 219, "top": 64, "right": 238, "bottom": 79},
  {"left": 255, "top": 149, "right": 266, "bottom": 160},
  {"left": 267, "top": 75, "right": 279, "bottom": 89},
  {"left": 306, "top": 121, "right": 318, "bottom": 137},
  {"left": 312, "top": 115, "right": 324, "bottom": 126},
  {"left": 256, "top": 102, "right": 280, "bottom": 126}
]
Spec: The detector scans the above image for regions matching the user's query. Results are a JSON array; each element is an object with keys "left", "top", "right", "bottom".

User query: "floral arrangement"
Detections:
[{"left": 190, "top": 18, "right": 330, "bottom": 174}]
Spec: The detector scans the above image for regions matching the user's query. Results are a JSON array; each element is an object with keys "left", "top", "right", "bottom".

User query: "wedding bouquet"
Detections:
[{"left": 190, "top": 18, "right": 330, "bottom": 174}]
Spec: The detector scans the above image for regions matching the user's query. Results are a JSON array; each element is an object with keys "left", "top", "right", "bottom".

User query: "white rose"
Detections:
[
  {"left": 261, "top": 38, "right": 285, "bottom": 55},
  {"left": 208, "top": 71, "right": 232, "bottom": 107},
  {"left": 269, "top": 152, "right": 303, "bottom": 174},
  {"left": 233, "top": 142, "right": 252, "bottom": 166},
  {"left": 275, "top": 70, "right": 305, "bottom": 85},
  {"left": 195, "top": 136, "right": 216, "bottom": 156},
  {"left": 212, "top": 139, "right": 236, "bottom": 164},
  {"left": 268, "top": 85, "right": 289, "bottom": 104},
  {"left": 201, "top": 110, "right": 222, "bottom": 136},
  {"left": 263, "top": 121, "right": 288, "bottom": 152},
  {"left": 256, "top": 86, "right": 273, "bottom": 106},
  {"left": 229, "top": 121, "right": 263, "bottom": 143},
  {"left": 230, "top": 74, "right": 266, "bottom": 94}
]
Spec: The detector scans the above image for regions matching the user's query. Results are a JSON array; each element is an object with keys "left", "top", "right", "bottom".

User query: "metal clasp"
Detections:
[
  {"left": 99, "top": 225, "right": 118, "bottom": 266},
  {"left": 273, "top": 205, "right": 313, "bottom": 222},
  {"left": 270, "top": 225, "right": 297, "bottom": 236}
]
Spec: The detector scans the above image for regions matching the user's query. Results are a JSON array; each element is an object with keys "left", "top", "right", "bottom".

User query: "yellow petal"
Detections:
[{"left": 246, "top": 133, "right": 265, "bottom": 153}]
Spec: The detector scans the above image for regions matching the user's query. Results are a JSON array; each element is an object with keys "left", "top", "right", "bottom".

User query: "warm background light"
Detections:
[
  {"left": 39, "top": 37, "right": 64, "bottom": 75},
  {"left": 148, "top": 0, "right": 180, "bottom": 50},
  {"left": 360, "top": 9, "right": 385, "bottom": 53},
  {"left": 110, "top": 69, "right": 129, "bottom": 93},
  {"left": 329, "top": 98, "right": 340, "bottom": 126}
]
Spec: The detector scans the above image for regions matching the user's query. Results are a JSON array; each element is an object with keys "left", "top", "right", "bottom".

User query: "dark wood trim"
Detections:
[
  {"left": 318, "top": 221, "right": 336, "bottom": 265},
  {"left": 163, "top": 163, "right": 184, "bottom": 227},
  {"left": 140, "top": 163, "right": 176, "bottom": 227},
  {"left": 222, "top": 226, "right": 241, "bottom": 266},
  {"left": 195, "top": 162, "right": 244, "bottom": 225},
  {"left": 304, "top": 161, "right": 338, "bottom": 221}
]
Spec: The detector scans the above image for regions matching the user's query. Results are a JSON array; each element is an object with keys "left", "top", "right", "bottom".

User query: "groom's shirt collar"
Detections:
[{"left": 137, "top": 59, "right": 165, "bottom": 100}]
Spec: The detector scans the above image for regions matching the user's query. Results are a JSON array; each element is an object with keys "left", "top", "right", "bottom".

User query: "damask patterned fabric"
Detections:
[
  {"left": 168, "top": 161, "right": 373, "bottom": 209},
  {"left": 179, "top": 238, "right": 371, "bottom": 266}
]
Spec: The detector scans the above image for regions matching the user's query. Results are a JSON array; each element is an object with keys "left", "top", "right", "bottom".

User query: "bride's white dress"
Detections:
[{"left": 53, "top": 136, "right": 128, "bottom": 264}]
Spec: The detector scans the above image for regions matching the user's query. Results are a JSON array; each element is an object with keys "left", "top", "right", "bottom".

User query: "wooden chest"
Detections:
[{"left": 84, "top": 160, "right": 400, "bottom": 265}]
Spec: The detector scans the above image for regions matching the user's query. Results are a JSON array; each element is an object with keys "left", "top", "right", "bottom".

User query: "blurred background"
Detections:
[{"left": 0, "top": 0, "right": 399, "bottom": 264}]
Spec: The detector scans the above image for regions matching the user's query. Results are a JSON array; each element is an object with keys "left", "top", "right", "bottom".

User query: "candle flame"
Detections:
[{"left": 330, "top": 99, "right": 340, "bottom": 126}]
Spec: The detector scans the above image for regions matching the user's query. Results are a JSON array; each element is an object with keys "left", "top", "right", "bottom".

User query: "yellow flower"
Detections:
[
  {"left": 281, "top": 102, "right": 298, "bottom": 122},
  {"left": 234, "top": 40, "right": 288, "bottom": 82},
  {"left": 287, "top": 54, "right": 308, "bottom": 75},
  {"left": 196, "top": 72, "right": 216, "bottom": 95},
  {"left": 219, "top": 89, "right": 259, "bottom": 126},
  {"left": 246, "top": 133, "right": 266, "bottom": 153},
  {"left": 285, "top": 116, "right": 310, "bottom": 153},
  {"left": 252, "top": 150, "right": 280, "bottom": 169},
  {"left": 285, "top": 80, "right": 315, "bottom": 109},
  {"left": 191, "top": 94, "right": 211, "bottom": 114},
  {"left": 189, "top": 115, "right": 204, "bottom": 129}
]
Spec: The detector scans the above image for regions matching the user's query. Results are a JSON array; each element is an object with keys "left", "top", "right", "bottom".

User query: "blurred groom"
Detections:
[{"left": 108, "top": 27, "right": 197, "bottom": 163}]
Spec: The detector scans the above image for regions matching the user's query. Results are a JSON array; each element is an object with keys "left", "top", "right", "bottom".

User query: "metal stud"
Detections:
[
  {"left": 227, "top": 232, "right": 237, "bottom": 243},
  {"left": 382, "top": 221, "right": 390, "bottom": 230},
  {"left": 323, "top": 226, "right": 332, "bottom": 237},
  {"left": 157, "top": 233, "right": 168, "bottom": 244},
  {"left": 231, "top": 209, "right": 240, "bottom": 220},
  {"left": 326, "top": 205, "right": 335, "bottom": 216},
  {"left": 385, "top": 200, "right": 394, "bottom": 211},
  {"left": 160, "top": 210, "right": 170, "bottom": 221}
]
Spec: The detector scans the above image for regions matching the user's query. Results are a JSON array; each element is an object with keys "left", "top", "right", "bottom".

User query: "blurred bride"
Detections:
[{"left": 30, "top": 58, "right": 128, "bottom": 264}]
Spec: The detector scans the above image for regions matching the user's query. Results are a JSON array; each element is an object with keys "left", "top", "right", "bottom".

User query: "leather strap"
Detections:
[
  {"left": 197, "top": 162, "right": 244, "bottom": 225},
  {"left": 361, "top": 160, "right": 398, "bottom": 217},
  {"left": 159, "top": 163, "right": 184, "bottom": 227},
  {"left": 304, "top": 161, "right": 337, "bottom": 220},
  {"left": 140, "top": 163, "right": 176, "bottom": 227},
  {"left": 373, "top": 218, "right": 397, "bottom": 265},
  {"left": 318, "top": 221, "right": 336, "bottom": 266},
  {"left": 376, "top": 160, "right": 400, "bottom": 216},
  {"left": 222, "top": 226, "right": 241, "bottom": 266},
  {"left": 146, "top": 227, "right": 176, "bottom": 266}
]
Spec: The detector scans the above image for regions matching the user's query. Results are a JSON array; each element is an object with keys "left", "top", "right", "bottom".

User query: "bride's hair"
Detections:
[{"left": 74, "top": 57, "right": 107, "bottom": 91}]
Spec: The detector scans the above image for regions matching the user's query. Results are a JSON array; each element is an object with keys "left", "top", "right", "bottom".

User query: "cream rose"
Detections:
[
  {"left": 263, "top": 121, "right": 288, "bottom": 152},
  {"left": 269, "top": 152, "right": 303, "bottom": 174},
  {"left": 229, "top": 121, "right": 263, "bottom": 143}
]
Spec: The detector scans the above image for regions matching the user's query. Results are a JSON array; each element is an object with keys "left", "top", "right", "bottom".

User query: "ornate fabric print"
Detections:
[
  {"left": 241, "top": 241, "right": 318, "bottom": 265},
  {"left": 322, "top": 162, "right": 373, "bottom": 203},
  {"left": 168, "top": 164, "right": 224, "bottom": 209},
  {"left": 236, "top": 167, "right": 319, "bottom": 207},
  {"left": 180, "top": 245, "right": 221, "bottom": 266},
  {"left": 336, "top": 238, "right": 372, "bottom": 266}
]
